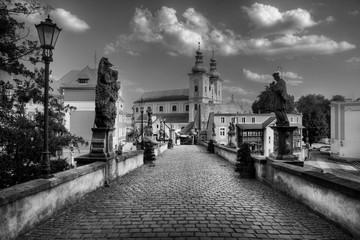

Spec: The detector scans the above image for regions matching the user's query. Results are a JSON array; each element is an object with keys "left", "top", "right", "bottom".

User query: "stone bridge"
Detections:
[{"left": 18, "top": 145, "right": 354, "bottom": 239}]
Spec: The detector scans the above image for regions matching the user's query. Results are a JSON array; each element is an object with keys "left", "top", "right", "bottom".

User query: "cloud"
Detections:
[
  {"left": 19, "top": 6, "right": 89, "bottom": 33},
  {"left": 121, "top": 79, "right": 138, "bottom": 87},
  {"left": 346, "top": 57, "right": 360, "bottom": 64},
  {"left": 223, "top": 85, "right": 249, "bottom": 95},
  {"left": 243, "top": 68, "right": 303, "bottom": 85},
  {"left": 242, "top": 3, "right": 317, "bottom": 36},
  {"left": 348, "top": 10, "right": 359, "bottom": 16},
  {"left": 105, "top": 5, "right": 355, "bottom": 58},
  {"left": 324, "top": 16, "right": 335, "bottom": 23},
  {"left": 51, "top": 8, "right": 89, "bottom": 32}
]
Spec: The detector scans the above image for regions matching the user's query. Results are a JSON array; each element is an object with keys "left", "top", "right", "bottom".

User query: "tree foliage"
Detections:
[
  {"left": 252, "top": 82, "right": 295, "bottom": 114},
  {"left": 0, "top": 1, "right": 86, "bottom": 189},
  {"left": 295, "top": 94, "right": 331, "bottom": 145}
]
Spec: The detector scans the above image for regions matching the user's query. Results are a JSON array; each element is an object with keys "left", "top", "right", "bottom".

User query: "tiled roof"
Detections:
[
  {"left": 59, "top": 66, "right": 97, "bottom": 89},
  {"left": 236, "top": 123, "right": 264, "bottom": 130},
  {"left": 136, "top": 113, "right": 189, "bottom": 123},
  {"left": 134, "top": 89, "right": 189, "bottom": 103}
]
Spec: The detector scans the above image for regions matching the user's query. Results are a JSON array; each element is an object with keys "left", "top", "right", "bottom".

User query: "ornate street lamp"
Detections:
[
  {"left": 35, "top": 15, "right": 61, "bottom": 178},
  {"left": 139, "top": 98, "right": 144, "bottom": 150}
]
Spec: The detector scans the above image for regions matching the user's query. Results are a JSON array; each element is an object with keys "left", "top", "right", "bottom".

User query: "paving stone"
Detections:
[{"left": 19, "top": 145, "right": 355, "bottom": 240}]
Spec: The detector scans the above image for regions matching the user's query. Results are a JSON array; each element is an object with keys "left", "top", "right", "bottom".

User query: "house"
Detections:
[{"left": 331, "top": 99, "right": 360, "bottom": 160}]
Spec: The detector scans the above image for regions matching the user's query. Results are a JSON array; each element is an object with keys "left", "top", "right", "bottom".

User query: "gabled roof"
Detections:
[
  {"left": 59, "top": 66, "right": 97, "bottom": 89},
  {"left": 179, "top": 121, "right": 194, "bottom": 135},
  {"left": 134, "top": 89, "right": 189, "bottom": 103}
]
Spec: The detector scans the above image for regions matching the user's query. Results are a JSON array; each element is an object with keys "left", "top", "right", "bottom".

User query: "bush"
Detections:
[
  {"left": 235, "top": 143, "right": 255, "bottom": 178},
  {"left": 50, "top": 158, "right": 73, "bottom": 174},
  {"left": 168, "top": 139, "right": 173, "bottom": 149}
]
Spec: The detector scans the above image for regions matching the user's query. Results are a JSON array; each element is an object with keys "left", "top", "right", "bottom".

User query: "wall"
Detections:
[
  {"left": 0, "top": 148, "right": 168, "bottom": 240},
  {"left": 203, "top": 142, "right": 360, "bottom": 239}
]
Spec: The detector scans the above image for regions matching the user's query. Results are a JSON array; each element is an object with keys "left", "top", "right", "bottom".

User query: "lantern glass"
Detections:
[{"left": 35, "top": 16, "right": 61, "bottom": 49}]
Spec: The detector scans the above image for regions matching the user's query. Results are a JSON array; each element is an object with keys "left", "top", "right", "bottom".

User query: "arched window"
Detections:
[
  {"left": 172, "top": 105, "right": 177, "bottom": 112},
  {"left": 185, "top": 105, "right": 189, "bottom": 111},
  {"left": 159, "top": 106, "right": 164, "bottom": 112},
  {"left": 135, "top": 107, "right": 139, "bottom": 113},
  {"left": 195, "top": 86, "right": 198, "bottom": 92},
  {"left": 194, "top": 104, "right": 197, "bottom": 110}
]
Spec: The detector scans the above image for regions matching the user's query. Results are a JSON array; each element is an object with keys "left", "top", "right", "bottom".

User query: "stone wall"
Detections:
[
  {"left": 200, "top": 141, "right": 360, "bottom": 239},
  {"left": 0, "top": 144, "right": 168, "bottom": 240}
]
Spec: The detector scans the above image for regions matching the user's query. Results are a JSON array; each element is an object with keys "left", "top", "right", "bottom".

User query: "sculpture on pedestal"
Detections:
[
  {"left": 269, "top": 69, "right": 298, "bottom": 161},
  {"left": 75, "top": 57, "right": 119, "bottom": 166},
  {"left": 227, "top": 121, "right": 236, "bottom": 148},
  {"left": 95, "top": 57, "right": 119, "bottom": 128}
]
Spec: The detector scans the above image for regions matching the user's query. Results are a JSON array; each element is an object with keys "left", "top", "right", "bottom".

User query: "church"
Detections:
[{"left": 132, "top": 44, "right": 251, "bottom": 140}]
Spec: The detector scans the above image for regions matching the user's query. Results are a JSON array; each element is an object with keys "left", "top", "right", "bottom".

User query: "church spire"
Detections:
[
  {"left": 209, "top": 49, "right": 220, "bottom": 79},
  {"left": 191, "top": 42, "right": 208, "bottom": 73}
]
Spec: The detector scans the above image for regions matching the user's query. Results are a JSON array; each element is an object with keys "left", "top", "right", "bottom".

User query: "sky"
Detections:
[{"left": 18, "top": 0, "right": 360, "bottom": 112}]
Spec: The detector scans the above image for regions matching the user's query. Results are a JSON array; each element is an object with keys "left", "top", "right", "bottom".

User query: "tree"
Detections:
[
  {"left": 235, "top": 143, "right": 255, "bottom": 178},
  {"left": 296, "top": 94, "right": 330, "bottom": 145},
  {"left": 252, "top": 82, "right": 295, "bottom": 114},
  {"left": 0, "top": 1, "right": 86, "bottom": 189},
  {"left": 331, "top": 95, "right": 345, "bottom": 102}
]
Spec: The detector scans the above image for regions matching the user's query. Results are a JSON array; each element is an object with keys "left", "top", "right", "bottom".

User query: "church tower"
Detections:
[
  {"left": 188, "top": 43, "right": 209, "bottom": 122},
  {"left": 209, "top": 50, "right": 222, "bottom": 103}
]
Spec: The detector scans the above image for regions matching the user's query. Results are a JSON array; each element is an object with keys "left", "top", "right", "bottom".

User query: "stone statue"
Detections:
[
  {"left": 95, "top": 57, "right": 119, "bottom": 128},
  {"left": 146, "top": 106, "right": 152, "bottom": 126},
  {"left": 271, "top": 71, "right": 289, "bottom": 126},
  {"left": 212, "top": 122, "right": 216, "bottom": 134},
  {"left": 228, "top": 121, "right": 235, "bottom": 132}
]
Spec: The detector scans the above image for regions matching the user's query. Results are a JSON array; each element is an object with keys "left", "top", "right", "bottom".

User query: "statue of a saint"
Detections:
[
  {"left": 271, "top": 72, "right": 289, "bottom": 126},
  {"left": 94, "top": 57, "right": 119, "bottom": 128},
  {"left": 228, "top": 121, "right": 235, "bottom": 132},
  {"left": 146, "top": 106, "right": 152, "bottom": 127}
]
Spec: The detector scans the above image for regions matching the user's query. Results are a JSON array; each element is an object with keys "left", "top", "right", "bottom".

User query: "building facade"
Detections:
[
  {"left": 206, "top": 112, "right": 304, "bottom": 159},
  {"left": 331, "top": 99, "right": 360, "bottom": 160}
]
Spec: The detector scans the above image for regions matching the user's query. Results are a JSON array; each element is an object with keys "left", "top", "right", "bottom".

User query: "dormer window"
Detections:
[{"left": 78, "top": 78, "right": 89, "bottom": 84}]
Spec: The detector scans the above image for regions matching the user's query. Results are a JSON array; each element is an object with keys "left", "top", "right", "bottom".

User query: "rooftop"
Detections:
[{"left": 134, "top": 89, "right": 189, "bottom": 103}]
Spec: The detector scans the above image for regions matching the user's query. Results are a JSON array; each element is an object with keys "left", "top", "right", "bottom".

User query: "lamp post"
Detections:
[
  {"left": 139, "top": 98, "right": 144, "bottom": 150},
  {"left": 35, "top": 15, "right": 61, "bottom": 178},
  {"left": 163, "top": 118, "right": 167, "bottom": 142}
]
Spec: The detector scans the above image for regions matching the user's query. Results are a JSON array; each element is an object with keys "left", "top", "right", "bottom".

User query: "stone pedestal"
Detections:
[
  {"left": 269, "top": 126, "right": 298, "bottom": 160},
  {"left": 75, "top": 127, "right": 115, "bottom": 166},
  {"left": 227, "top": 131, "right": 236, "bottom": 148}
]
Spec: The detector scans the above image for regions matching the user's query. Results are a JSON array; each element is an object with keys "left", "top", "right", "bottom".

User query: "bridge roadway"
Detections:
[{"left": 20, "top": 145, "right": 354, "bottom": 240}]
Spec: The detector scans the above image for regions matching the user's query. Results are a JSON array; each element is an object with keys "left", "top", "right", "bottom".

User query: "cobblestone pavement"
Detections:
[{"left": 20, "top": 145, "right": 354, "bottom": 240}]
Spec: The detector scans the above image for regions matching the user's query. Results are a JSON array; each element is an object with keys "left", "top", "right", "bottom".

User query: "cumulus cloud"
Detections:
[
  {"left": 19, "top": 6, "right": 89, "bottom": 33},
  {"left": 346, "top": 57, "right": 360, "bottom": 63},
  {"left": 348, "top": 10, "right": 359, "bottom": 16},
  {"left": 242, "top": 3, "right": 317, "bottom": 36},
  {"left": 223, "top": 85, "right": 249, "bottom": 95},
  {"left": 243, "top": 68, "right": 303, "bottom": 85},
  {"left": 104, "top": 4, "right": 355, "bottom": 58}
]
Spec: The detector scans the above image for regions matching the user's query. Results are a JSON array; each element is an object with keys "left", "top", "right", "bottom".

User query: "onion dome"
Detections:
[
  {"left": 191, "top": 42, "right": 208, "bottom": 73},
  {"left": 209, "top": 50, "right": 220, "bottom": 79}
]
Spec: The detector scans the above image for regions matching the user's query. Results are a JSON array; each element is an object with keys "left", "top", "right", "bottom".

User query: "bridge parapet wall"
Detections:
[
  {"left": 0, "top": 143, "right": 168, "bottom": 240},
  {"left": 200, "top": 140, "right": 360, "bottom": 239}
]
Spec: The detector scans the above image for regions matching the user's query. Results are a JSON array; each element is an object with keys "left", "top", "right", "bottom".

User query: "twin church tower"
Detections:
[{"left": 188, "top": 43, "right": 223, "bottom": 122}]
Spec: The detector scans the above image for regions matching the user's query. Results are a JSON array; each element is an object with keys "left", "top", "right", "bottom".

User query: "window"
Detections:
[
  {"left": 195, "top": 104, "right": 197, "bottom": 110},
  {"left": 205, "top": 86, "right": 207, "bottom": 92},
  {"left": 242, "top": 117, "right": 245, "bottom": 123},
  {"left": 135, "top": 107, "right": 139, "bottom": 113},
  {"left": 78, "top": 78, "right": 89, "bottom": 84},
  {"left": 252, "top": 117, "right": 256, "bottom": 123},
  {"left": 219, "top": 127, "right": 226, "bottom": 136},
  {"left": 221, "top": 117, "right": 225, "bottom": 123},
  {"left": 296, "top": 117, "right": 299, "bottom": 123},
  {"left": 269, "top": 136, "right": 271, "bottom": 144},
  {"left": 231, "top": 117, "right": 235, "bottom": 123},
  {"left": 185, "top": 105, "right": 189, "bottom": 111},
  {"left": 290, "top": 117, "right": 293, "bottom": 123},
  {"left": 159, "top": 106, "right": 164, "bottom": 112},
  {"left": 172, "top": 105, "right": 177, "bottom": 112},
  {"left": 195, "top": 86, "right": 198, "bottom": 92}
]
